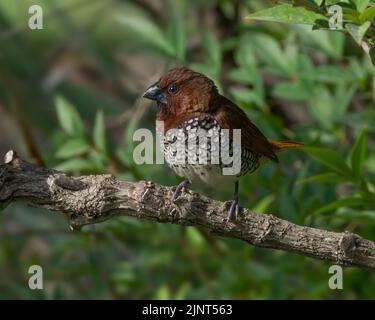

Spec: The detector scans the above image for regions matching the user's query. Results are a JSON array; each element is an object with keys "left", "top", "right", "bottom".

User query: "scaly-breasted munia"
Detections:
[{"left": 143, "top": 67, "right": 302, "bottom": 220}]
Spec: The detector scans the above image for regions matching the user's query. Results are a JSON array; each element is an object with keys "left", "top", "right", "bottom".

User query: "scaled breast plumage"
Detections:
[{"left": 157, "top": 114, "right": 260, "bottom": 185}]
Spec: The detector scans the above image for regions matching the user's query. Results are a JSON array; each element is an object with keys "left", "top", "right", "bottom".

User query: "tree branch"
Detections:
[{"left": 0, "top": 150, "right": 374, "bottom": 271}]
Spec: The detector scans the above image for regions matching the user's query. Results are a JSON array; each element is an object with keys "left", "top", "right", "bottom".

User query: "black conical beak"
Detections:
[{"left": 143, "top": 82, "right": 167, "bottom": 105}]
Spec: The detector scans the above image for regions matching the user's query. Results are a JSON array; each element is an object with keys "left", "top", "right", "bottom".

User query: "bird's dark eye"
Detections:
[{"left": 167, "top": 84, "right": 178, "bottom": 95}]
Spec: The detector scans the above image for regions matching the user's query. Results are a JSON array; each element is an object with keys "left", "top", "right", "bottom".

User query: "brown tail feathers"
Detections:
[{"left": 268, "top": 139, "right": 304, "bottom": 152}]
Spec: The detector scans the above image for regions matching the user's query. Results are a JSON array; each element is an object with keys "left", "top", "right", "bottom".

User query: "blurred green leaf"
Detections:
[
  {"left": 175, "top": 283, "right": 190, "bottom": 300},
  {"left": 168, "top": 1, "right": 186, "bottom": 61},
  {"left": 345, "top": 21, "right": 371, "bottom": 44},
  {"left": 273, "top": 82, "right": 311, "bottom": 101},
  {"left": 334, "top": 209, "right": 375, "bottom": 223},
  {"left": 230, "top": 88, "right": 264, "bottom": 107},
  {"left": 348, "top": 127, "right": 366, "bottom": 180},
  {"left": 298, "top": 0, "right": 324, "bottom": 8},
  {"left": 308, "top": 0, "right": 324, "bottom": 5},
  {"left": 326, "top": 0, "right": 351, "bottom": 5},
  {"left": 55, "top": 139, "right": 90, "bottom": 159},
  {"left": 234, "top": 40, "right": 257, "bottom": 70},
  {"left": 154, "top": 285, "right": 171, "bottom": 300},
  {"left": 352, "top": 0, "right": 371, "bottom": 12},
  {"left": 250, "top": 34, "right": 290, "bottom": 75},
  {"left": 246, "top": 4, "right": 326, "bottom": 25},
  {"left": 294, "top": 25, "right": 344, "bottom": 59},
  {"left": 230, "top": 40, "right": 265, "bottom": 107},
  {"left": 54, "top": 158, "right": 97, "bottom": 172},
  {"left": 252, "top": 194, "right": 275, "bottom": 212},
  {"left": 204, "top": 32, "right": 222, "bottom": 75},
  {"left": 190, "top": 33, "right": 222, "bottom": 90},
  {"left": 87, "top": 149, "right": 106, "bottom": 170},
  {"left": 93, "top": 110, "right": 108, "bottom": 156},
  {"left": 298, "top": 172, "right": 348, "bottom": 184},
  {"left": 314, "top": 197, "right": 368, "bottom": 215},
  {"left": 304, "top": 147, "right": 353, "bottom": 178},
  {"left": 117, "top": 15, "right": 175, "bottom": 57},
  {"left": 308, "top": 86, "right": 334, "bottom": 129},
  {"left": 359, "top": 4, "right": 375, "bottom": 21},
  {"left": 186, "top": 227, "right": 204, "bottom": 250},
  {"left": 55, "top": 96, "right": 85, "bottom": 137},
  {"left": 334, "top": 83, "right": 357, "bottom": 119}
]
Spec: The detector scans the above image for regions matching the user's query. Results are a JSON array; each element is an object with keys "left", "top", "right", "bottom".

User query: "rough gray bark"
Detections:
[{"left": 0, "top": 150, "right": 374, "bottom": 271}]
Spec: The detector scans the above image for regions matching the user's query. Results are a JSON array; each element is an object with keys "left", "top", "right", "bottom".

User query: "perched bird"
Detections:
[{"left": 143, "top": 67, "right": 302, "bottom": 220}]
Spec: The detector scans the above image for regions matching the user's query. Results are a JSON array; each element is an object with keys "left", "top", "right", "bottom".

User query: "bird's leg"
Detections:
[
  {"left": 172, "top": 179, "right": 190, "bottom": 201},
  {"left": 227, "top": 181, "right": 240, "bottom": 221}
]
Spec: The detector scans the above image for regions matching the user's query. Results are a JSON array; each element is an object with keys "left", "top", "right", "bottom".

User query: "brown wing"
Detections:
[{"left": 214, "top": 96, "right": 278, "bottom": 162}]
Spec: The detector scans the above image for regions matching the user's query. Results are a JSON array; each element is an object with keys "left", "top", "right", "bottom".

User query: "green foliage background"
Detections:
[{"left": 0, "top": 0, "right": 374, "bottom": 299}]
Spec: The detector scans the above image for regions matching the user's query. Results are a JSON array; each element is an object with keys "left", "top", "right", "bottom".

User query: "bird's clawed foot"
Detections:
[
  {"left": 172, "top": 179, "right": 190, "bottom": 201},
  {"left": 227, "top": 199, "right": 240, "bottom": 222},
  {"left": 225, "top": 181, "right": 240, "bottom": 222}
]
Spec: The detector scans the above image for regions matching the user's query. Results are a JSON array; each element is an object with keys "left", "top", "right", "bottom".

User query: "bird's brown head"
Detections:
[{"left": 143, "top": 67, "right": 218, "bottom": 122}]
